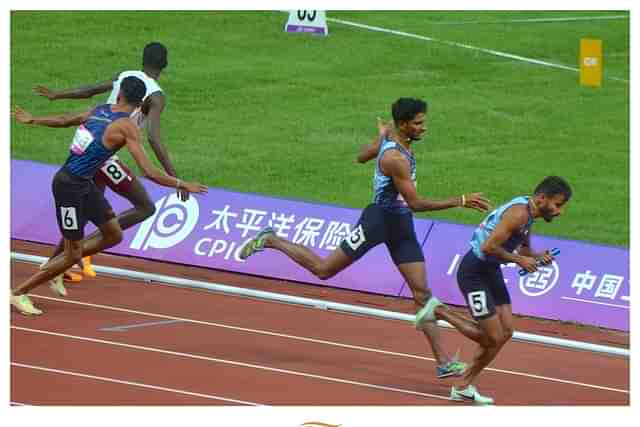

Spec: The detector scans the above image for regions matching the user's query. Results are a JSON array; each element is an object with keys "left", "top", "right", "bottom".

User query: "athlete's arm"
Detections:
[
  {"left": 122, "top": 120, "right": 207, "bottom": 194},
  {"left": 481, "top": 206, "right": 538, "bottom": 272},
  {"left": 145, "top": 93, "right": 177, "bottom": 175},
  {"left": 517, "top": 233, "right": 554, "bottom": 265},
  {"left": 144, "top": 92, "right": 189, "bottom": 201},
  {"left": 380, "top": 150, "right": 490, "bottom": 212},
  {"left": 12, "top": 105, "right": 92, "bottom": 128},
  {"left": 33, "top": 73, "right": 118, "bottom": 100},
  {"left": 357, "top": 118, "right": 391, "bottom": 163}
]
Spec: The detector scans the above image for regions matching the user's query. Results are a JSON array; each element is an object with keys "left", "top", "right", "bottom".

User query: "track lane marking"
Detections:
[
  {"left": 11, "top": 361, "right": 262, "bottom": 405},
  {"left": 12, "top": 326, "right": 453, "bottom": 402},
  {"left": 14, "top": 295, "right": 630, "bottom": 395}
]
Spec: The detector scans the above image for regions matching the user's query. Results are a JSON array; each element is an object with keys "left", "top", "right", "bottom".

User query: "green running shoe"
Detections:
[
  {"left": 239, "top": 227, "right": 275, "bottom": 260},
  {"left": 437, "top": 360, "right": 467, "bottom": 379},
  {"left": 413, "top": 296, "right": 443, "bottom": 330}
]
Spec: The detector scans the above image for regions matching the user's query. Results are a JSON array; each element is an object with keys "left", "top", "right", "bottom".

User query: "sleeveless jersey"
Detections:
[
  {"left": 63, "top": 104, "right": 130, "bottom": 179},
  {"left": 106, "top": 70, "right": 163, "bottom": 129},
  {"left": 470, "top": 196, "right": 534, "bottom": 263},
  {"left": 373, "top": 138, "right": 416, "bottom": 214}
]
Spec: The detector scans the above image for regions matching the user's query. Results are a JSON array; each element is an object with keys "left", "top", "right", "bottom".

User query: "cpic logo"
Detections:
[
  {"left": 130, "top": 193, "right": 199, "bottom": 251},
  {"left": 518, "top": 261, "right": 560, "bottom": 297}
]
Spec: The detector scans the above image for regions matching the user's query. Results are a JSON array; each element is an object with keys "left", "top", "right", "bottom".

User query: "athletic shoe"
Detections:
[
  {"left": 49, "top": 274, "right": 68, "bottom": 296},
  {"left": 437, "top": 360, "right": 467, "bottom": 379},
  {"left": 82, "top": 256, "right": 96, "bottom": 278},
  {"left": 413, "top": 296, "right": 443, "bottom": 329},
  {"left": 239, "top": 227, "right": 275, "bottom": 260},
  {"left": 63, "top": 271, "right": 83, "bottom": 282},
  {"left": 450, "top": 385, "right": 494, "bottom": 405},
  {"left": 10, "top": 291, "right": 43, "bottom": 316}
]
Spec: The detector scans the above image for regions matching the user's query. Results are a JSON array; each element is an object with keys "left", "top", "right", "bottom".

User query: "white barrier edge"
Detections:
[{"left": 11, "top": 252, "right": 629, "bottom": 358}]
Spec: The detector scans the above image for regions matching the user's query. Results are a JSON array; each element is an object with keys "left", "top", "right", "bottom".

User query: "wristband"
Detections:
[
  {"left": 461, "top": 194, "right": 466, "bottom": 207},
  {"left": 176, "top": 178, "right": 182, "bottom": 189}
]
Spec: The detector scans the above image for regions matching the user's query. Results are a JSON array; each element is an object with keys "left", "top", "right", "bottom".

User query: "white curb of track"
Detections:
[{"left": 11, "top": 251, "right": 629, "bottom": 358}]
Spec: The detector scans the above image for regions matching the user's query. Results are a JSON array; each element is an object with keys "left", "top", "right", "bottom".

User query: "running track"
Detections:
[{"left": 10, "top": 240, "right": 630, "bottom": 406}]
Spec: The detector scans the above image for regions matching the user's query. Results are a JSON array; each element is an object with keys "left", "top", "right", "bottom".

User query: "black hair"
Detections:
[
  {"left": 391, "top": 98, "right": 428, "bottom": 125},
  {"left": 120, "top": 76, "right": 146, "bottom": 106},
  {"left": 143, "top": 42, "right": 168, "bottom": 70},
  {"left": 534, "top": 176, "right": 572, "bottom": 201}
]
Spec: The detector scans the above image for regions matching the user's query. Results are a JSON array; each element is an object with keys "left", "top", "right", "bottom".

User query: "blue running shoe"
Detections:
[{"left": 437, "top": 360, "right": 467, "bottom": 379}]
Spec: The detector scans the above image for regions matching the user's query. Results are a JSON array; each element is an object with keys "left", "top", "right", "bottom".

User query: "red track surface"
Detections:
[{"left": 10, "top": 240, "right": 630, "bottom": 406}]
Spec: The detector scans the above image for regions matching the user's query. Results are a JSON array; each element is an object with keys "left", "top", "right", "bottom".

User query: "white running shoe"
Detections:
[{"left": 450, "top": 385, "right": 494, "bottom": 405}]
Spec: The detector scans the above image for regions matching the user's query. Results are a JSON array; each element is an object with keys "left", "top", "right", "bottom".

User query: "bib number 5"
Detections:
[{"left": 468, "top": 290, "right": 489, "bottom": 317}]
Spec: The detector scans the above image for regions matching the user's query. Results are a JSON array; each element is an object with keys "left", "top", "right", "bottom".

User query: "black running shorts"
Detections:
[
  {"left": 52, "top": 167, "right": 115, "bottom": 241},
  {"left": 340, "top": 203, "right": 424, "bottom": 265},
  {"left": 456, "top": 249, "right": 511, "bottom": 320}
]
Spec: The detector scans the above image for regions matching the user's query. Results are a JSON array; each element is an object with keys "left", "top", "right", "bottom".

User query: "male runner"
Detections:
[
  {"left": 442, "top": 176, "right": 572, "bottom": 404},
  {"left": 240, "top": 98, "right": 491, "bottom": 379},
  {"left": 34, "top": 42, "right": 182, "bottom": 292},
  {"left": 11, "top": 76, "right": 208, "bottom": 315}
]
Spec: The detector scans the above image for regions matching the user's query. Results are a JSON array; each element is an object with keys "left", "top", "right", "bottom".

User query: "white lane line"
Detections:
[
  {"left": 429, "top": 15, "right": 629, "bottom": 25},
  {"left": 560, "top": 297, "right": 630, "bottom": 309},
  {"left": 17, "top": 296, "right": 630, "bottom": 394},
  {"left": 11, "top": 361, "right": 262, "bottom": 406},
  {"left": 12, "top": 326, "right": 453, "bottom": 402},
  {"left": 326, "top": 17, "right": 629, "bottom": 83}
]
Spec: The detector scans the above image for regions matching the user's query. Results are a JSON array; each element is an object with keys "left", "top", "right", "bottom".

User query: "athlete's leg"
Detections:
[
  {"left": 263, "top": 234, "right": 354, "bottom": 280},
  {"left": 13, "top": 238, "right": 83, "bottom": 296},
  {"left": 455, "top": 304, "right": 512, "bottom": 388},
  {"left": 395, "top": 261, "right": 450, "bottom": 365},
  {"left": 82, "top": 178, "right": 155, "bottom": 243},
  {"left": 110, "top": 178, "right": 156, "bottom": 231}
]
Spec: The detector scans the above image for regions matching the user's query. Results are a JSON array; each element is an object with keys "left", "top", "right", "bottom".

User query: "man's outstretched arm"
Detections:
[
  {"left": 12, "top": 105, "right": 92, "bottom": 128},
  {"left": 33, "top": 74, "right": 117, "bottom": 100}
]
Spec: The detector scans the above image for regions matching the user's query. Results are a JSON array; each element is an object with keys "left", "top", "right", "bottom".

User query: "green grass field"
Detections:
[{"left": 10, "top": 11, "right": 630, "bottom": 246}]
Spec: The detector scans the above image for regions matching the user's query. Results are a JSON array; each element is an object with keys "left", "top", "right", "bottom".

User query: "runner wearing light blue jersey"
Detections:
[
  {"left": 240, "top": 98, "right": 491, "bottom": 380},
  {"left": 10, "top": 76, "right": 208, "bottom": 316},
  {"left": 447, "top": 176, "right": 572, "bottom": 404}
]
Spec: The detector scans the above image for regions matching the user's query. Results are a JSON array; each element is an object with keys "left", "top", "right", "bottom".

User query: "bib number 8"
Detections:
[
  {"left": 100, "top": 159, "right": 127, "bottom": 184},
  {"left": 468, "top": 290, "right": 489, "bottom": 317}
]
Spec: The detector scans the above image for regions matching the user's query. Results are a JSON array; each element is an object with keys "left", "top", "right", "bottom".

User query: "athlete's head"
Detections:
[
  {"left": 119, "top": 76, "right": 146, "bottom": 107},
  {"left": 392, "top": 98, "right": 428, "bottom": 141},
  {"left": 143, "top": 42, "right": 168, "bottom": 70},
  {"left": 532, "top": 176, "right": 572, "bottom": 222}
]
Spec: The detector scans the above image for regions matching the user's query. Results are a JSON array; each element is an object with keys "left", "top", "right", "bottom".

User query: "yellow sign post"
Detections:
[{"left": 579, "top": 38, "right": 603, "bottom": 88}]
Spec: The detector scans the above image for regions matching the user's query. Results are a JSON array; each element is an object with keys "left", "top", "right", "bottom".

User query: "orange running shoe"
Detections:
[
  {"left": 63, "top": 271, "right": 83, "bottom": 282},
  {"left": 82, "top": 256, "right": 97, "bottom": 277}
]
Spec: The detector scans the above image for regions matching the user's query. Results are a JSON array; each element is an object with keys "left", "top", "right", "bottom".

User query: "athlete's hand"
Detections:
[
  {"left": 516, "top": 255, "right": 539, "bottom": 273},
  {"left": 183, "top": 181, "right": 208, "bottom": 194},
  {"left": 12, "top": 106, "right": 33, "bottom": 124},
  {"left": 33, "top": 85, "right": 57, "bottom": 100},
  {"left": 461, "top": 192, "right": 491, "bottom": 213},
  {"left": 177, "top": 189, "right": 190, "bottom": 202},
  {"left": 538, "top": 250, "right": 555, "bottom": 266},
  {"left": 377, "top": 117, "right": 392, "bottom": 138}
]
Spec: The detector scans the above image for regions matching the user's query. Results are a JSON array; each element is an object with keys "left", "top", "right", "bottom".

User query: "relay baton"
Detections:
[{"left": 518, "top": 247, "right": 560, "bottom": 276}]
